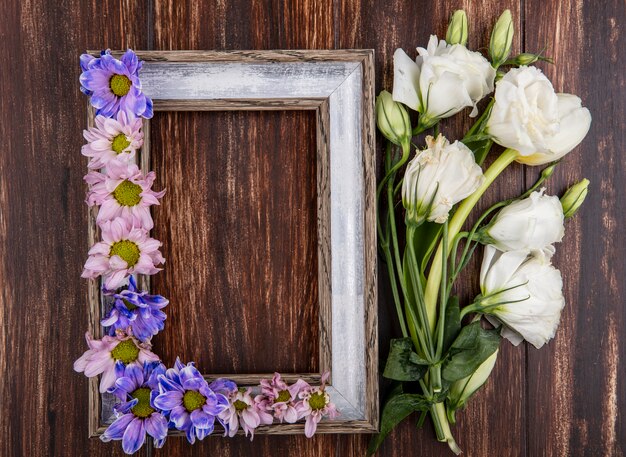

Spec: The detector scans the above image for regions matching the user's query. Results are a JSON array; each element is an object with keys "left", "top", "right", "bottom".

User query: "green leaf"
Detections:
[
  {"left": 383, "top": 338, "right": 428, "bottom": 382},
  {"left": 367, "top": 392, "right": 431, "bottom": 455},
  {"left": 442, "top": 322, "right": 500, "bottom": 382},
  {"left": 442, "top": 296, "right": 461, "bottom": 354},
  {"left": 412, "top": 222, "right": 443, "bottom": 273},
  {"left": 465, "top": 138, "right": 493, "bottom": 166}
]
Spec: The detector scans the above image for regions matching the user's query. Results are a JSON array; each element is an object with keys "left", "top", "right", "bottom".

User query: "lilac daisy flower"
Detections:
[
  {"left": 258, "top": 373, "right": 308, "bottom": 424},
  {"left": 219, "top": 387, "right": 273, "bottom": 439},
  {"left": 81, "top": 217, "right": 164, "bottom": 290},
  {"left": 82, "top": 111, "right": 144, "bottom": 169},
  {"left": 80, "top": 49, "right": 153, "bottom": 119},
  {"left": 85, "top": 161, "right": 165, "bottom": 230},
  {"left": 101, "top": 276, "right": 168, "bottom": 342},
  {"left": 102, "top": 362, "right": 168, "bottom": 454},
  {"left": 154, "top": 359, "right": 230, "bottom": 444},
  {"left": 295, "top": 372, "right": 338, "bottom": 437},
  {"left": 73, "top": 331, "right": 159, "bottom": 393}
]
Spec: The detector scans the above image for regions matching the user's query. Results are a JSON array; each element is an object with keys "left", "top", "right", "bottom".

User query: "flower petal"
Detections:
[
  {"left": 153, "top": 390, "right": 183, "bottom": 410},
  {"left": 122, "top": 417, "right": 146, "bottom": 454},
  {"left": 101, "top": 413, "right": 134, "bottom": 442}
]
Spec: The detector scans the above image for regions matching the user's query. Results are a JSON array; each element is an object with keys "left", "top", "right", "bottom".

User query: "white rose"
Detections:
[
  {"left": 478, "top": 246, "right": 565, "bottom": 349},
  {"left": 402, "top": 134, "right": 484, "bottom": 225},
  {"left": 392, "top": 35, "right": 496, "bottom": 122},
  {"left": 485, "top": 190, "right": 564, "bottom": 254},
  {"left": 486, "top": 66, "right": 592, "bottom": 165}
]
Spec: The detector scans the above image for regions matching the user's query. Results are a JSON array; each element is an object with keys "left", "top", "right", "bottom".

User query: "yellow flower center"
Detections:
[
  {"left": 308, "top": 392, "right": 327, "bottom": 411},
  {"left": 233, "top": 399, "right": 248, "bottom": 412},
  {"left": 113, "top": 180, "right": 142, "bottom": 207},
  {"left": 109, "top": 74, "right": 132, "bottom": 96},
  {"left": 122, "top": 298, "right": 138, "bottom": 311},
  {"left": 131, "top": 387, "right": 155, "bottom": 418},
  {"left": 109, "top": 240, "right": 140, "bottom": 267},
  {"left": 275, "top": 390, "right": 291, "bottom": 403},
  {"left": 110, "top": 339, "right": 140, "bottom": 364},
  {"left": 111, "top": 134, "right": 131, "bottom": 154},
  {"left": 182, "top": 390, "right": 206, "bottom": 412}
]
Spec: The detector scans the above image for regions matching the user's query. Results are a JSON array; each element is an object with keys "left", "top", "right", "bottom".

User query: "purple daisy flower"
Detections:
[
  {"left": 101, "top": 361, "right": 168, "bottom": 454},
  {"left": 80, "top": 49, "right": 153, "bottom": 119},
  {"left": 101, "top": 276, "right": 169, "bottom": 342},
  {"left": 153, "top": 358, "right": 231, "bottom": 444}
]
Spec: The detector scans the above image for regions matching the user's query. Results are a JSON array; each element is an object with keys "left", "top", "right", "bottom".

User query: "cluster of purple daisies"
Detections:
[{"left": 74, "top": 49, "right": 337, "bottom": 455}]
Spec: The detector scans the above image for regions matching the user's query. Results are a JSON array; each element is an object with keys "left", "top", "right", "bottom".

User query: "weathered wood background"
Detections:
[{"left": 1, "top": 0, "right": 624, "bottom": 456}]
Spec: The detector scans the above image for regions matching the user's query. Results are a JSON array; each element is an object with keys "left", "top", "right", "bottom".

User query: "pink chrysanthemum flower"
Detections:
[
  {"left": 82, "top": 111, "right": 144, "bottom": 169},
  {"left": 296, "top": 372, "right": 338, "bottom": 438},
  {"left": 73, "top": 331, "right": 159, "bottom": 393},
  {"left": 258, "top": 373, "right": 308, "bottom": 424},
  {"left": 219, "top": 388, "right": 273, "bottom": 440},
  {"left": 85, "top": 162, "right": 165, "bottom": 230},
  {"left": 82, "top": 217, "right": 165, "bottom": 290}
]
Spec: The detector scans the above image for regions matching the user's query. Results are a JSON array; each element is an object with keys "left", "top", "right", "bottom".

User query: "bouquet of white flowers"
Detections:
[{"left": 371, "top": 9, "right": 591, "bottom": 454}]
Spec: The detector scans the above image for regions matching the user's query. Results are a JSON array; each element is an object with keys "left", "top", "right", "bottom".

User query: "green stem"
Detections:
[
  {"left": 378, "top": 143, "right": 408, "bottom": 338},
  {"left": 423, "top": 148, "right": 518, "bottom": 334},
  {"left": 382, "top": 246, "right": 408, "bottom": 338},
  {"left": 376, "top": 141, "right": 410, "bottom": 201},
  {"left": 435, "top": 221, "right": 448, "bottom": 361},
  {"left": 431, "top": 402, "right": 461, "bottom": 455},
  {"left": 463, "top": 99, "right": 494, "bottom": 141},
  {"left": 406, "top": 226, "right": 435, "bottom": 359}
]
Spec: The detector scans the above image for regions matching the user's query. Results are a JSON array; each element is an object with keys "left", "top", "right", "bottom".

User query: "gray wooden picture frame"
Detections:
[{"left": 86, "top": 50, "right": 378, "bottom": 436}]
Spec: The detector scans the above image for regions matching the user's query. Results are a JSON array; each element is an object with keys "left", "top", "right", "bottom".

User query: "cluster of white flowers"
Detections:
[
  {"left": 374, "top": 10, "right": 592, "bottom": 452},
  {"left": 390, "top": 35, "right": 591, "bottom": 349}
]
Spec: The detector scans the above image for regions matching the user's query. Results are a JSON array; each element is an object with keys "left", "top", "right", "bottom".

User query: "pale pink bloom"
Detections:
[
  {"left": 219, "top": 389, "right": 273, "bottom": 440},
  {"left": 82, "top": 111, "right": 144, "bottom": 169},
  {"left": 296, "top": 372, "right": 338, "bottom": 438},
  {"left": 73, "top": 331, "right": 159, "bottom": 393},
  {"left": 258, "top": 373, "right": 308, "bottom": 423},
  {"left": 82, "top": 217, "right": 165, "bottom": 290},
  {"left": 85, "top": 161, "right": 165, "bottom": 230}
]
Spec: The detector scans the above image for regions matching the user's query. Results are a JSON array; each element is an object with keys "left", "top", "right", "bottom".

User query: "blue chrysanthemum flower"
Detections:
[
  {"left": 154, "top": 358, "right": 232, "bottom": 444},
  {"left": 80, "top": 49, "right": 153, "bottom": 119},
  {"left": 102, "top": 276, "right": 168, "bottom": 343},
  {"left": 101, "top": 361, "right": 168, "bottom": 455}
]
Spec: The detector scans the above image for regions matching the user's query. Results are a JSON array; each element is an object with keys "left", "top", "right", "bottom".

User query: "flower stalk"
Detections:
[{"left": 424, "top": 148, "right": 518, "bottom": 333}]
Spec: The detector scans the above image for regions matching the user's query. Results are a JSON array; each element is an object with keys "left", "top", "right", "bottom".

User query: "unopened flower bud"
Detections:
[
  {"left": 508, "top": 52, "right": 554, "bottom": 66},
  {"left": 541, "top": 163, "right": 557, "bottom": 179},
  {"left": 446, "top": 10, "right": 468, "bottom": 46},
  {"left": 561, "top": 179, "right": 589, "bottom": 218},
  {"left": 376, "top": 90, "right": 411, "bottom": 147},
  {"left": 447, "top": 350, "right": 498, "bottom": 419},
  {"left": 489, "top": 10, "right": 514, "bottom": 68}
]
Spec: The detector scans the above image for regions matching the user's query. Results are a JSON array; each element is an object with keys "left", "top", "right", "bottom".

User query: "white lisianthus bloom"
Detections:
[
  {"left": 478, "top": 246, "right": 565, "bottom": 349},
  {"left": 486, "top": 66, "right": 592, "bottom": 165},
  {"left": 392, "top": 35, "right": 496, "bottom": 123},
  {"left": 485, "top": 190, "right": 564, "bottom": 254},
  {"left": 402, "top": 134, "right": 484, "bottom": 225}
]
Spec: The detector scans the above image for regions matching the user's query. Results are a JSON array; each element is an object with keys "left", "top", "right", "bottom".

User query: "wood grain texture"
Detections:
[
  {"left": 524, "top": 1, "right": 626, "bottom": 456},
  {"left": 0, "top": 0, "right": 150, "bottom": 456},
  {"left": 150, "top": 109, "right": 320, "bottom": 374},
  {"left": 1, "top": 0, "right": 625, "bottom": 456}
]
